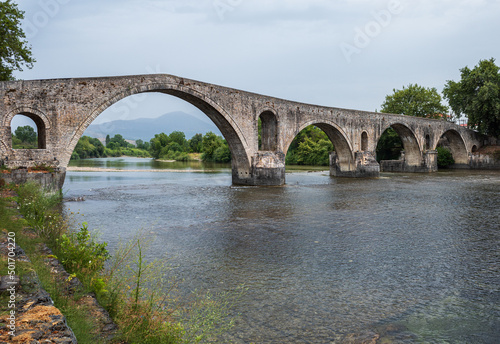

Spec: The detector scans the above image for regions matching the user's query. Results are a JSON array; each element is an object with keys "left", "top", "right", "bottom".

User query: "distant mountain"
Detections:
[{"left": 84, "top": 111, "right": 221, "bottom": 141}]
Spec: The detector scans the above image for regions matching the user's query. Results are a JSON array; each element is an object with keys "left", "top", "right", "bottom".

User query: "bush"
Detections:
[
  {"left": 16, "top": 182, "right": 64, "bottom": 244},
  {"left": 56, "top": 222, "right": 109, "bottom": 285},
  {"left": 437, "top": 146, "right": 455, "bottom": 168}
]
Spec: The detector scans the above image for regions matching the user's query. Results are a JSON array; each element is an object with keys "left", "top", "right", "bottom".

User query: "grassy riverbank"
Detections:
[{"left": 0, "top": 182, "right": 243, "bottom": 343}]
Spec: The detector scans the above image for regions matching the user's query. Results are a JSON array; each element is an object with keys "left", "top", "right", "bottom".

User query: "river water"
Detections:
[{"left": 64, "top": 158, "right": 500, "bottom": 343}]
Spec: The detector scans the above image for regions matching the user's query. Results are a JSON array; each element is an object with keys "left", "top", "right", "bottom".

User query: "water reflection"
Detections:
[{"left": 64, "top": 159, "right": 500, "bottom": 343}]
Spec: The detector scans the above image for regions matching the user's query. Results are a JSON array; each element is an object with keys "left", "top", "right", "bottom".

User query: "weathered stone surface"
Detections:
[{"left": 0, "top": 74, "right": 493, "bottom": 186}]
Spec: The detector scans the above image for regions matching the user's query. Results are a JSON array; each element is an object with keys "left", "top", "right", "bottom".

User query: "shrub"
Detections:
[
  {"left": 437, "top": 146, "right": 455, "bottom": 168},
  {"left": 56, "top": 222, "right": 110, "bottom": 285},
  {"left": 31, "top": 163, "right": 54, "bottom": 172},
  {"left": 16, "top": 182, "right": 64, "bottom": 244}
]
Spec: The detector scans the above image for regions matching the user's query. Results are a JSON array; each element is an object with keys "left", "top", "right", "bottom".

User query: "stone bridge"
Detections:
[{"left": 0, "top": 74, "right": 487, "bottom": 187}]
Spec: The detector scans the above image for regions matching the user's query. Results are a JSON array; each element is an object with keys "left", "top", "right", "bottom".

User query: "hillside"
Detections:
[{"left": 84, "top": 111, "right": 221, "bottom": 141}]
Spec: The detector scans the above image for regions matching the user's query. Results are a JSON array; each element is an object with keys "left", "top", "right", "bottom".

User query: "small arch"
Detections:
[
  {"left": 10, "top": 113, "right": 47, "bottom": 149},
  {"left": 425, "top": 134, "right": 431, "bottom": 151},
  {"left": 258, "top": 110, "right": 278, "bottom": 151},
  {"left": 439, "top": 129, "right": 468, "bottom": 164},
  {"left": 471, "top": 145, "right": 478, "bottom": 153},
  {"left": 361, "top": 131, "right": 368, "bottom": 151}
]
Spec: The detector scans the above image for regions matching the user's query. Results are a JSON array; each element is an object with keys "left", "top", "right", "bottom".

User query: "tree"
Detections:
[
  {"left": 201, "top": 132, "right": 223, "bottom": 162},
  {"left": 14, "top": 125, "right": 36, "bottom": 144},
  {"left": 0, "top": 0, "right": 35, "bottom": 80},
  {"left": 285, "top": 125, "right": 333, "bottom": 166},
  {"left": 377, "top": 84, "right": 448, "bottom": 161},
  {"left": 188, "top": 133, "right": 203, "bottom": 153},
  {"left": 168, "top": 131, "right": 187, "bottom": 149},
  {"left": 107, "top": 134, "right": 131, "bottom": 148},
  {"left": 381, "top": 84, "right": 449, "bottom": 119},
  {"left": 443, "top": 58, "right": 500, "bottom": 137},
  {"left": 376, "top": 128, "right": 402, "bottom": 162},
  {"left": 436, "top": 146, "right": 455, "bottom": 168}
]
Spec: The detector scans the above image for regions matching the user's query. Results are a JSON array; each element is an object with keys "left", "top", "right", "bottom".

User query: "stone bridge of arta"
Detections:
[{"left": 0, "top": 74, "right": 486, "bottom": 186}]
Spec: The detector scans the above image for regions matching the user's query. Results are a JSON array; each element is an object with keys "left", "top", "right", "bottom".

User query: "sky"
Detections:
[{"left": 11, "top": 0, "right": 500, "bottom": 129}]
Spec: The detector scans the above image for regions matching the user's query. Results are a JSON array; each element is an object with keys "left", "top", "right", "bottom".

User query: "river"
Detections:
[{"left": 64, "top": 157, "right": 500, "bottom": 343}]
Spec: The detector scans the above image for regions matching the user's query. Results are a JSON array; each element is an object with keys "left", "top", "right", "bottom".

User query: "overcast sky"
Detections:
[{"left": 12, "top": 0, "right": 500, "bottom": 127}]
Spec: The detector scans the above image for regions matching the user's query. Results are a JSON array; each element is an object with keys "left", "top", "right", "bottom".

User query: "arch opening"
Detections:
[
  {"left": 11, "top": 113, "right": 46, "bottom": 149},
  {"left": 258, "top": 111, "right": 278, "bottom": 151},
  {"left": 437, "top": 129, "right": 468, "bottom": 165},
  {"left": 285, "top": 123, "right": 353, "bottom": 172},
  {"left": 425, "top": 134, "right": 431, "bottom": 151},
  {"left": 66, "top": 87, "right": 251, "bottom": 182},
  {"left": 361, "top": 131, "right": 368, "bottom": 151},
  {"left": 377, "top": 124, "right": 421, "bottom": 166}
]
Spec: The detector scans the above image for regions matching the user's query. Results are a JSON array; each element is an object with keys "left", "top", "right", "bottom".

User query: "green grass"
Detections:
[{"left": 0, "top": 190, "right": 106, "bottom": 344}]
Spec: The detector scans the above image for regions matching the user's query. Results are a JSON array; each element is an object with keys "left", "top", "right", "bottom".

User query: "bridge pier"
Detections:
[
  {"left": 330, "top": 151, "right": 380, "bottom": 178},
  {"left": 380, "top": 150, "right": 438, "bottom": 173},
  {"left": 232, "top": 151, "right": 285, "bottom": 186}
]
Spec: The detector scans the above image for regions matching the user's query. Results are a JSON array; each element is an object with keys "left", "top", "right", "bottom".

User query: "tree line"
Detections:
[{"left": 71, "top": 131, "right": 232, "bottom": 163}]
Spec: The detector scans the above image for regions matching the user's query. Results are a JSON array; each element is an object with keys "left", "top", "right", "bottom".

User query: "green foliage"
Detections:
[
  {"left": 381, "top": 84, "right": 449, "bottom": 119},
  {"left": 72, "top": 136, "right": 104, "bottom": 159},
  {"left": 99, "top": 230, "right": 242, "bottom": 344},
  {"left": 201, "top": 132, "right": 223, "bottom": 162},
  {"left": 213, "top": 144, "right": 232, "bottom": 163},
  {"left": 56, "top": 222, "right": 109, "bottom": 279},
  {"left": 71, "top": 135, "right": 150, "bottom": 159},
  {"left": 376, "top": 128, "right": 403, "bottom": 161},
  {"left": 16, "top": 182, "right": 64, "bottom": 244},
  {"left": 443, "top": 58, "right": 500, "bottom": 137},
  {"left": 149, "top": 131, "right": 231, "bottom": 163},
  {"left": 14, "top": 125, "right": 37, "bottom": 144},
  {"left": 1, "top": 190, "right": 106, "bottom": 344},
  {"left": 108, "top": 134, "right": 133, "bottom": 148},
  {"left": 188, "top": 133, "right": 203, "bottom": 153},
  {"left": 436, "top": 146, "right": 455, "bottom": 168},
  {"left": 286, "top": 126, "right": 333, "bottom": 166},
  {"left": 0, "top": 0, "right": 35, "bottom": 80},
  {"left": 136, "top": 139, "right": 150, "bottom": 151}
]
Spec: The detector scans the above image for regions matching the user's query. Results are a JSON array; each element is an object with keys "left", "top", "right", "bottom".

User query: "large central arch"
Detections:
[{"left": 65, "top": 83, "right": 252, "bottom": 178}]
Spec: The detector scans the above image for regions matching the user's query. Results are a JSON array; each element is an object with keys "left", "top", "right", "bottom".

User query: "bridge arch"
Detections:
[
  {"left": 438, "top": 129, "right": 468, "bottom": 165},
  {"left": 65, "top": 82, "right": 252, "bottom": 174},
  {"left": 285, "top": 120, "right": 354, "bottom": 171},
  {"left": 3, "top": 107, "right": 52, "bottom": 149},
  {"left": 379, "top": 123, "right": 422, "bottom": 166}
]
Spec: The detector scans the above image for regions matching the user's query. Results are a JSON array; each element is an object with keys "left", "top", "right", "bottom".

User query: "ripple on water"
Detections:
[{"left": 64, "top": 164, "right": 500, "bottom": 343}]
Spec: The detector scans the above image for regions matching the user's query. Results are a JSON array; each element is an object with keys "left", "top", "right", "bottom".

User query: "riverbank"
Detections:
[
  {"left": 0, "top": 189, "right": 118, "bottom": 343},
  {"left": 1, "top": 182, "right": 243, "bottom": 344}
]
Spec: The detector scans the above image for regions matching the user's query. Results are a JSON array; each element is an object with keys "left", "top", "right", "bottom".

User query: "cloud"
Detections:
[{"left": 13, "top": 0, "right": 500, "bottom": 115}]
